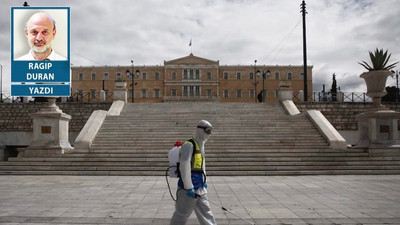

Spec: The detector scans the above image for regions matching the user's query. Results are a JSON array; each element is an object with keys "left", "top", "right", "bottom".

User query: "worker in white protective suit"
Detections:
[{"left": 169, "top": 120, "right": 217, "bottom": 225}]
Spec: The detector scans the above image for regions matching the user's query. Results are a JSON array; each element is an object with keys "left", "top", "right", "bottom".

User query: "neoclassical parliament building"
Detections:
[{"left": 71, "top": 54, "right": 312, "bottom": 103}]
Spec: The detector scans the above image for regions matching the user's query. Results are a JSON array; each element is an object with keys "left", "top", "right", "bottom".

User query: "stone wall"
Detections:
[
  {"left": 0, "top": 103, "right": 112, "bottom": 132},
  {"left": 296, "top": 102, "right": 400, "bottom": 130},
  {"left": 1, "top": 102, "right": 399, "bottom": 133}
]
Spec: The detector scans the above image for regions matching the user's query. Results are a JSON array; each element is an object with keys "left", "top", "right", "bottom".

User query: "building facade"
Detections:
[{"left": 71, "top": 54, "right": 313, "bottom": 103}]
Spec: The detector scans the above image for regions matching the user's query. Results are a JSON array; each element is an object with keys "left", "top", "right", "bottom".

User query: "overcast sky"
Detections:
[{"left": 0, "top": 0, "right": 399, "bottom": 96}]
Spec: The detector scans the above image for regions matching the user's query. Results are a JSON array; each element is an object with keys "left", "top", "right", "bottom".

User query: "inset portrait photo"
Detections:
[{"left": 12, "top": 8, "right": 69, "bottom": 61}]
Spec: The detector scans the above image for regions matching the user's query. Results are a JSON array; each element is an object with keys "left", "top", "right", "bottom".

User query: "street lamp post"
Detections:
[
  {"left": 256, "top": 69, "right": 270, "bottom": 102},
  {"left": 253, "top": 60, "right": 258, "bottom": 102},
  {"left": 262, "top": 70, "right": 270, "bottom": 102},
  {"left": 126, "top": 60, "right": 140, "bottom": 103}
]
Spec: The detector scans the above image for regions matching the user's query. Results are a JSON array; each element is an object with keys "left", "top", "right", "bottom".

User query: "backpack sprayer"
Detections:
[{"left": 166, "top": 140, "right": 256, "bottom": 225}]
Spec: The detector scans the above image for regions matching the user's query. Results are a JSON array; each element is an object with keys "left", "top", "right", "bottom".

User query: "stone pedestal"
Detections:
[
  {"left": 23, "top": 98, "right": 73, "bottom": 157},
  {"left": 355, "top": 109, "right": 400, "bottom": 148},
  {"left": 279, "top": 81, "right": 293, "bottom": 101},
  {"left": 298, "top": 90, "right": 304, "bottom": 102},
  {"left": 337, "top": 91, "right": 343, "bottom": 102},
  {"left": 114, "top": 82, "right": 127, "bottom": 103},
  {"left": 100, "top": 90, "right": 106, "bottom": 102}
]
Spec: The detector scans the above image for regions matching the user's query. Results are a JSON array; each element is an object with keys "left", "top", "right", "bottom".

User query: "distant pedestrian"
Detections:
[{"left": 257, "top": 91, "right": 263, "bottom": 103}]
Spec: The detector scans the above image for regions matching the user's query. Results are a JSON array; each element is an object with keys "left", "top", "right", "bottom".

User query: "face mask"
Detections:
[{"left": 197, "top": 126, "right": 212, "bottom": 135}]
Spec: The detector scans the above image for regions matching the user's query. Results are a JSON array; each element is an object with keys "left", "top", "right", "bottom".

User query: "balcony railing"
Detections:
[
  {"left": 1, "top": 91, "right": 396, "bottom": 104},
  {"left": 312, "top": 92, "right": 372, "bottom": 103}
]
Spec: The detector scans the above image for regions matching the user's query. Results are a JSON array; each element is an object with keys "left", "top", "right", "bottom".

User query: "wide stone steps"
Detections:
[
  {"left": 6, "top": 158, "right": 400, "bottom": 165},
  {"left": 2, "top": 102, "right": 400, "bottom": 175},
  {"left": 89, "top": 141, "right": 329, "bottom": 147},
  {"left": 2, "top": 162, "right": 400, "bottom": 176},
  {"left": 8, "top": 154, "right": 400, "bottom": 162},
  {"left": 2, "top": 164, "right": 400, "bottom": 171},
  {"left": 27, "top": 152, "right": 365, "bottom": 158}
]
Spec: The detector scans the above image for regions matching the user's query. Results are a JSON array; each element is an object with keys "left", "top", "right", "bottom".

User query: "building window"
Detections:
[
  {"left": 207, "top": 72, "right": 212, "bottom": 80},
  {"left": 183, "top": 70, "right": 188, "bottom": 80},
  {"left": 236, "top": 89, "right": 242, "bottom": 98},
  {"left": 171, "top": 89, "right": 177, "bottom": 96},
  {"left": 288, "top": 73, "right": 292, "bottom": 80},
  {"left": 155, "top": 72, "right": 160, "bottom": 80},
  {"left": 274, "top": 89, "right": 278, "bottom": 98},
  {"left": 154, "top": 89, "right": 160, "bottom": 98},
  {"left": 249, "top": 89, "right": 255, "bottom": 98},
  {"left": 190, "top": 69, "right": 194, "bottom": 79},
  {"left": 223, "top": 72, "right": 229, "bottom": 80},
  {"left": 206, "top": 89, "right": 212, "bottom": 97},
  {"left": 300, "top": 73, "right": 304, "bottom": 80},
  {"left": 116, "top": 72, "right": 122, "bottom": 81},
  {"left": 141, "top": 89, "right": 147, "bottom": 98},
  {"left": 142, "top": 72, "right": 147, "bottom": 80},
  {"left": 90, "top": 89, "right": 96, "bottom": 99},
  {"left": 172, "top": 72, "right": 177, "bottom": 80},
  {"left": 183, "top": 85, "right": 200, "bottom": 96},
  {"left": 223, "top": 90, "right": 229, "bottom": 98},
  {"left": 104, "top": 72, "right": 109, "bottom": 80},
  {"left": 275, "top": 72, "right": 280, "bottom": 80},
  {"left": 183, "top": 69, "right": 200, "bottom": 80},
  {"left": 189, "top": 86, "right": 194, "bottom": 96},
  {"left": 249, "top": 72, "right": 254, "bottom": 80},
  {"left": 236, "top": 72, "right": 241, "bottom": 80},
  {"left": 78, "top": 73, "right": 83, "bottom": 81},
  {"left": 91, "top": 73, "right": 96, "bottom": 80}
]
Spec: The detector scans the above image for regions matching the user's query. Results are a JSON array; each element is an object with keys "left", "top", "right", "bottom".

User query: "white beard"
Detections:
[{"left": 30, "top": 41, "right": 52, "bottom": 53}]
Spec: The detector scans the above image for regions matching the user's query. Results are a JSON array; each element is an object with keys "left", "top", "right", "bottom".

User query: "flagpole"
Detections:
[{"left": 189, "top": 39, "right": 192, "bottom": 54}]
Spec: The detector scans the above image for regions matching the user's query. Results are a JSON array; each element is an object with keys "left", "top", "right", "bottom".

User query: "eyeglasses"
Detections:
[{"left": 197, "top": 126, "right": 212, "bottom": 135}]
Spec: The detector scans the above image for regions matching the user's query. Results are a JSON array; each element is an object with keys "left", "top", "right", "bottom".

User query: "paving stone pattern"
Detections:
[{"left": 0, "top": 175, "right": 399, "bottom": 224}]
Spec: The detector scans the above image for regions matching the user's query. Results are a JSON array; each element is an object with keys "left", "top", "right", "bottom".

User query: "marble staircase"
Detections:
[{"left": 1, "top": 102, "right": 400, "bottom": 175}]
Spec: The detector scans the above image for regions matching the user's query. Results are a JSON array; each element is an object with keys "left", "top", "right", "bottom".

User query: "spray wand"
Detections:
[{"left": 196, "top": 194, "right": 256, "bottom": 225}]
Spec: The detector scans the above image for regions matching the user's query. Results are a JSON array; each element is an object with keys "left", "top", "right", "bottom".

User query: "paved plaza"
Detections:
[{"left": 0, "top": 175, "right": 399, "bottom": 225}]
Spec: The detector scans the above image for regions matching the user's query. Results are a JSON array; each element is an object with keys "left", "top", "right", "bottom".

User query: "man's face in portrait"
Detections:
[{"left": 25, "top": 13, "right": 56, "bottom": 54}]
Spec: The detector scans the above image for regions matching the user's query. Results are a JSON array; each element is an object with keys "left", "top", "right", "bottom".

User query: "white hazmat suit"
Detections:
[{"left": 169, "top": 120, "right": 217, "bottom": 225}]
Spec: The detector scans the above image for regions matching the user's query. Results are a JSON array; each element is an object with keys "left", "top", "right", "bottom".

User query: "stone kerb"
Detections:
[
  {"left": 74, "top": 110, "right": 108, "bottom": 151},
  {"left": 74, "top": 100, "right": 124, "bottom": 151},
  {"left": 108, "top": 100, "right": 125, "bottom": 116},
  {"left": 281, "top": 100, "right": 300, "bottom": 115},
  {"left": 307, "top": 109, "right": 348, "bottom": 149}
]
